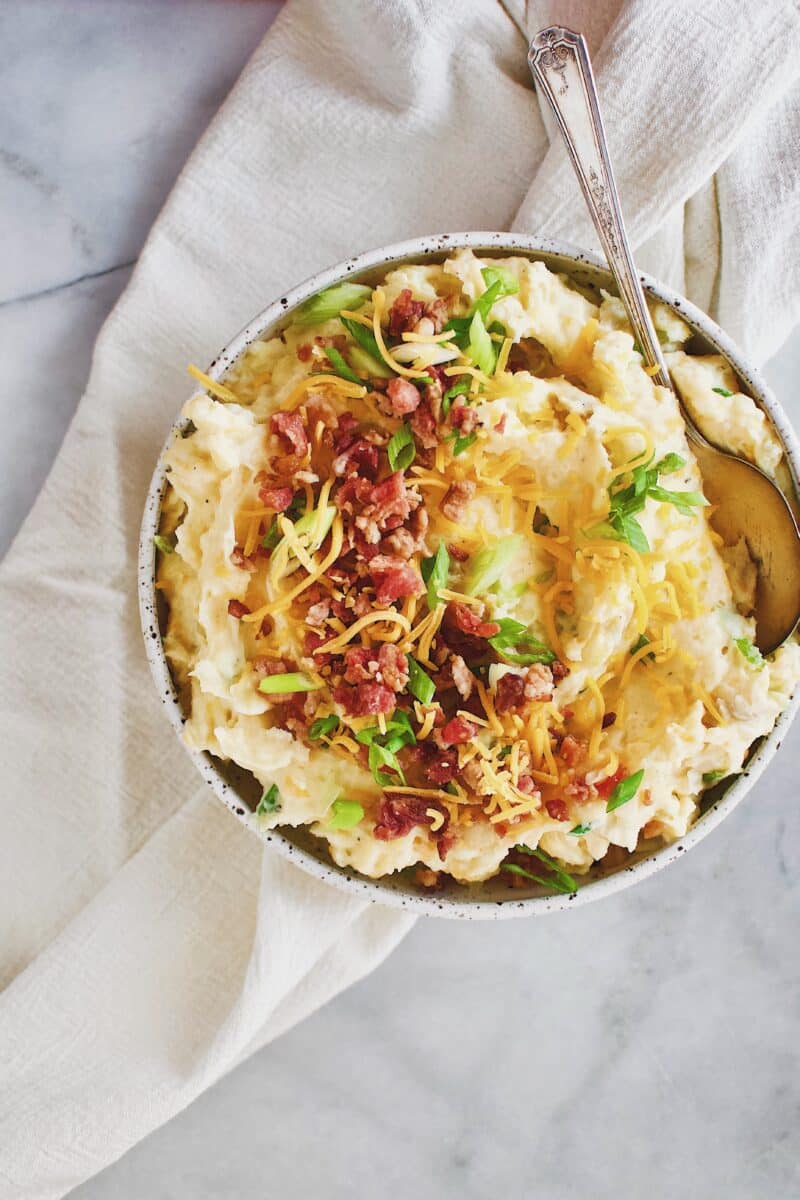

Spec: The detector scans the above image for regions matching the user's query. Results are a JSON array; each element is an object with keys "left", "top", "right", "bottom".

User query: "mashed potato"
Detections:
[{"left": 156, "top": 250, "right": 800, "bottom": 889}]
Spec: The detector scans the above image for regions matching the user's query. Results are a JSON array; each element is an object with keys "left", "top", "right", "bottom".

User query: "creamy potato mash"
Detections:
[{"left": 156, "top": 250, "right": 800, "bottom": 890}]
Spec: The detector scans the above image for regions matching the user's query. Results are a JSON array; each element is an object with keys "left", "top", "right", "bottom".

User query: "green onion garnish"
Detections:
[
  {"left": 502, "top": 845, "right": 577, "bottom": 894},
  {"left": 569, "top": 823, "right": 592, "bottom": 836},
  {"left": 421, "top": 540, "right": 450, "bottom": 610},
  {"left": 586, "top": 453, "right": 708, "bottom": 553},
  {"left": 452, "top": 432, "right": 477, "bottom": 456},
  {"left": 258, "top": 672, "right": 322, "bottom": 694},
  {"left": 407, "top": 655, "right": 435, "bottom": 705},
  {"left": 467, "top": 310, "right": 495, "bottom": 375},
  {"left": 463, "top": 535, "right": 524, "bottom": 595},
  {"left": 480, "top": 265, "right": 520, "bottom": 297},
  {"left": 488, "top": 619, "right": 555, "bottom": 665},
  {"left": 153, "top": 533, "right": 177, "bottom": 555},
  {"left": 387, "top": 423, "right": 416, "bottom": 471},
  {"left": 295, "top": 283, "right": 372, "bottom": 326},
  {"left": 256, "top": 784, "right": 281, "bottom": 815},
  {"left": 368, "top": 741, "right": 405, "bottom": 788},
  {"left": 606, "top": 768, "right": 644, "bottom": 813},
  {"left": 734, "top": 637, "right": 765, "bottom": 670},
  {"left": 629, "top": 634, "right": 652, "bottom": 657},
  {"left": 702, "top": 770, "right": 726, "bottom": 785},
  {"left": 442, "top": 377, "right": 470, "bottom": 417},
  {"left": 309, "top": 714, "right": 340, "bottom": 741},
  {"left": 328, "top": 797, "right": 365, "bottom": 829},
  {"left": 323, "top": 347, "right": 363, "bottom": 385},
  {"left": 712, "top": 386, "right": 734, "bottom": 397}
]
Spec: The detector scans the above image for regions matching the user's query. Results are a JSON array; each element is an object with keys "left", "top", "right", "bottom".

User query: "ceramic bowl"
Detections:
[{"left": 139, "top": 232, "right": 800, "bottom": 918}]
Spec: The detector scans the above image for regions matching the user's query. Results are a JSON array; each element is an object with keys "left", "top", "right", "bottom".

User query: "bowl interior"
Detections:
[{"left": 140, "top": 233, "right": 800, "bottom": 918}]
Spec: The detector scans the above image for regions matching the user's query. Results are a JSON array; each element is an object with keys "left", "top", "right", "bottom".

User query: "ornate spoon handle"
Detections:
[{"left": 528, "top": 27, "right": 671, "bottom": 390}]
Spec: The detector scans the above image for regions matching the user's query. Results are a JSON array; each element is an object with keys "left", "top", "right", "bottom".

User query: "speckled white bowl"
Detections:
[{"left": 139, "top": 232, "right": 800, "bottom": 918}]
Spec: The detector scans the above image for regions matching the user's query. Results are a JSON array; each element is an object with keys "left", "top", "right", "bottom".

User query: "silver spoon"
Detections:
[{"left": 528, "top": 26, "right": 800, "bottom": 654}]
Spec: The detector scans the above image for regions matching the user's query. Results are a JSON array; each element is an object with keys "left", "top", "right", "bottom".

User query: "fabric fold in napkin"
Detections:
[{"left": 1, "top": 1, "right": 798, "bottom": 1195}]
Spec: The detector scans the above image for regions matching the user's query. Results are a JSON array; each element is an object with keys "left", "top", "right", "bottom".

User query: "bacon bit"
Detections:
[
  {"left": 251, "top": 656, "right": 289, "bottom": 677},
  {"left": 602, "top": 711, "right": 617, "bottom": 728},
  {"left": 227, "top": 599, "right": 250, "bottom": 619},
  {"left": 271, "top": 411, "right": 308, "bottom": 457},
  {"left": 564, "top": 778, "right": 591, "bottom": 802},
  {"left": 374, "top": 794, "right": 431, "bottom": 839},
  {"left": 545, "top": 797, "right": 569, "bottom": 821},
  {"left": 332, "top": 438, "right": 380, "bottom": 479},
  {"left": 230, "top": 545, "right": 256, "bottom": 571},
  {"left": 495, "top": 672, "right": 526, "bottom": 714},
  {"left": 368, "top": 471, "right": 417, "bottom": 531},
  {"left": 449, "top": 654, "right": 474, "bottom": 700},
  {"left": 447, "top": 543, "right": 470, "bottom": 562},
  {"left": 409, "top": 399, "right": 439, "bottom": 449},
  {"left": 559, "top": 734, "right": 586, "bottom": 767},
  {"left": 378, "top": 643, "right": 409, "bottom": 691},
  {"left": 385, "top": 377, "right": 422, "bottom": 416},
  {"left": 439, "top": 715, "right": 479, "bottom": 746},
  {"left": 305, "top": 599, "right": 331, "bottom": 627},
  {"left": 436, "top": 826, "right": 456, "bottom": 860},
  {"left": 440, "top": 479, "right": 475, "bottom": 522},
  {"left": 314, "top": 334, "right": 347, "bottom": 352},
  {"left": 331, "top": 412, "right": 360, "bottom": 452},
  {"left": 305, "top": 629, "right": 334, "bottom": 667},
  {"left": 493, "top": 414, "right": 507, "bottom": 434},
  {"left": 306, "top": 395, "right": 338, "bottom": 430},
  {"left": 341, "top": 643, "right": 408, "bottom": 691},
  {"left": 516, "top": 774, "right": 539, "bottom": 797},
  {"left": 423, "top": 297, "right": 451, "bottom": 334},
  {"left": 296, "top": 343, "right": 312, "bottom": 362},
  {"left": 425, "top": 750, "right": 459, "bottom": 785},
  {"left": 333, "top": 681, "right": 395, "bottom": 715},
  {"left": 595, "top": 765, "right": 626, "bottom": 799},
  {"left": 388, "top": 288, "right": 425, "bottom": 337},
  {"left": 551, "top": 660, "right": 570, "bottom": 681},
  {"left": 524, "top": 663, "right": 554, "bottom": 702},
  {"left": 258, "top": 484, "right": 294, "bottom": 511},
  {"left": 450, "top": 402, "right": 478, "bottom": 435},
  {"left": 449, "top": 601, "right": 500, "bottom": 639},
  {"left": 369, "top": 554, "right": 424, "bottom": 605},
  {"left": 382, "top": 526, "right": 417, "bottom": 559}
]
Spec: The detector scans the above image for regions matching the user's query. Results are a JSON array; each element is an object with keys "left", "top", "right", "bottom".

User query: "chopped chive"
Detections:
[
  {"left": 464, "top": 535, "right": 524, "bottom": 595},
  {"left": 734, "top": 637, "right": 765, "bottom": 670},
  {"left": 452, "top": 432, "right": 477, "bottom": 456},
  {"left": 407, "top": 655, "right": 435, "bottom": 705},
  {"left": 569, "top": 823, "right": 592, "bottom": 836},
  {"left": 295, "top": 282, "right": 371, "bottom": 326},
  {"left": 421, "top": 540, "right": 450, "bottom": 610},
  {"left": 712, "top": 385, "right": 734, "bottom": 397},
  {"left": 702, "top": 770, "right": 726, "bottom": 785},
  {"left": 153, "top": 533, "right": 177, "bottom": 555},
  {"left": 328, "top": 797, "right": 364, "bottom": 829},
  {"left": 256, "top": 783, "right": 281, "bottom": 815},
  {"left": 258, "top": 672, "right": 322, "bottom": 694},
  {"left": 387, "top": 423, "right": 416, "bottom": 471},
  {"left": 606, "top": 768, "right": 644, "bottom": 813},
  {"left": 323, "top": 347, "right": 363, "bottom": 385},
  {"left": 309, "top": 714, "right": 340, "bottom": 741}
]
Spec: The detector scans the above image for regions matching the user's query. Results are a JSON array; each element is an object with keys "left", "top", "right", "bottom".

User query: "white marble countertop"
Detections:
[{"left": 3, "top": 4, "right": 799, "bottom": 1197}]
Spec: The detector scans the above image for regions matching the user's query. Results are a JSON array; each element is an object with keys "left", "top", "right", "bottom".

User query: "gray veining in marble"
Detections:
[{"left": 2, "top": 4, "right": 799, "bottom": 1199}]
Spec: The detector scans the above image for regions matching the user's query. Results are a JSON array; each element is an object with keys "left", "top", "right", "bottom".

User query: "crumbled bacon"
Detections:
[
  {"left": 251, "top": 656, "right": 289, "bottom": 677},
  {"left": 230, "top": 546, "right": 256, "bottom": 571},
  {"left": 551, "top": 660, "right": 570, "bottom": 681},
  {"left": 333, "top": 681, "right": 396, "bottom": 715},
  {"left": 227, "top": 599, "right": 250, "bottom": 619},
  {"left": 449, "top": 602, "right": 500, "bottom": 639},
  {"left": 602, "top": 711, "right": 617, "bottom": 729},
  {"left": 297, "top": 343, "right": 312, "bottom": 362},
  {"left": 516, "top": 774, "right": 539, "bottom": 797},
  {"left": 374, "top": 794, "right": 432, "bottom": 839},
  {"left": 440, "top": 479, "right": 475, "bottom": 522},
  {"left": 304, "top": 629, "right": 333, "bottom": 667},
  {"left": 447, "top": 543, "right": 470, "bottom": 562},
  {"left": 595, "top": 765, "right": 627, "bottom": 799},
  {"left": 545, "top": 797, "right": 569, "bottom": 821},
  {"left": 409, "top": 399, "right": 439, "bottom": 449},
  {"left": 449, "top": 654, "right": 474, "bottom": 700},
  {"left": 388, "top": 289, "right": 425, "bottom": 337},
  {"left": 305, "top": 599, "right": 330, "bottom": 627},
  {"left": 258, "top": 484, "right": 294, "bottom": 512},
  {"left": 425, "top": 751, "right": 459, "bottom": 785},
  {"left": 423, "top": 296, "right": 451, "bottom": 334},
  {"left": 385, "top": 377, "right": 422, "bottom": 416},
  {"left": 271, "top": 411, "right": 308, "bottom": 457},
  {"left": 439, "top": 715, "right": 479, "bottom": 746},
  {"left": 332, "top": 412, "right": 360, "bottom": 452},
  {"left": 377, "top": 643, "right": 409, "bottom": 691},
  {"left": 314, "top": 334, "right": 347, "bottom": 352},
  {"left": 559, "top": 734, "right": 586, "bottom": 766},
  {"left": 306, "top": 395, "right": 338, "bottom": 430},
  {"left": 524, "top": 663, "right": 554, "bottom": 702},
  {"left": 369, "top": 554, "right": 424, "bottom": 605},
  {"left": 495, "top": 672, "right": 526, "bottom": 714},
  {"left": 494, "top": 414, "right": 507, "bottom": 434},
  {"left": 564, "top": 778, "right": 591, "bottom": 802},
  {"left": 450, "top": 402, "right": 478, "bottom": 435},
  {"left": 341, "top": 643, "right": 408, "bottom": 691},
  {"left": 363, "top": 471, "right": 418, "bottom": 535},
  {"left": 332, "top": 439, "right": 380, "bottom": 479}
]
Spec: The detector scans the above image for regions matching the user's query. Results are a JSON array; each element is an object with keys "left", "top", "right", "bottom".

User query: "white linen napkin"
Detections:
[{"left": 1, "top": 2, "right": 798, "bottom": 1196}]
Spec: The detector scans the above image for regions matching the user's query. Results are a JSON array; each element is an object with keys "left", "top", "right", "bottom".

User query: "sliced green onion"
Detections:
[
  {"left": 452, "top": 432, "right": 477, "bottom": 456},
  {"left": 421, "top": 540, "right": 450, "bottom": 610},
  {"left": 734, "top": 637, "right": 765, "bottom": 670},
  {"left": 407, "top": 655, "right": 435, "bottom": 705},
  {"left": 606, "top": 768, "right": 644, "bottom": 813},
  {"left": 654, "top": 452, "right": 686, "bottom": 474},
  {"left": 488, "top": 618, "right": 555, "bottom": 665},
  {"left": 647, "top": 485, "right": 708, "bottom": 515},
  {"left": 153, "top": 533, "right": 176, "bottom": 555},
  {"left": 712, "top": 385, "right": 734, "bottom": 397},
  {"left": 324, "top": 347, "right": 363, "bottom": 385},
  {"left": 348, "top": 343, "right": 392, "bottom": 379},
  {"left": 463, "top": 535, "right": 524, "bottom": 596},
  {"left": 258, "top": 672, "right": 322, "bottom": 694},
  {"left": 702, "top": 770, "right": 726, "bottom": 785},
  {"left": 368, "top": 741, "right": 405, "bottom": 788},
  {"left": 387, "top": 423, "right": 416, "bottom": 471},
  {"left": 480, "top": 265, "right": 520, "bottom": 296},
  {"left": 295, "top": 283, "right": 372, "bottom": 326},
  {"left": 629, "top": 634, "right": 652, "bottom": 656},
  {"left": 521, "top": 846, "right": 578, "bottom": 893},
  {"left": 256, "top": 784, "right": 281, "bottom": 815},
  {"left": 309, "top": 714, "right": 340, "bottom": 741},
  {"left": 569, "top": 823, "right": 592, "bottom": 836},
  {"left": 328, "top": 797, "right": 364, "bottom": 829},
  {"left": 467, "top": 310, "right": 496, "bottom": 375},
  {"left": 442, "top": 377, "right": 470, "bottom": 418}
]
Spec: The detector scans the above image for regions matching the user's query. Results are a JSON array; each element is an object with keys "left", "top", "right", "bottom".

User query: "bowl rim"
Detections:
[{"left": 138, "top": 230, "right": 800, "bottom": 919}]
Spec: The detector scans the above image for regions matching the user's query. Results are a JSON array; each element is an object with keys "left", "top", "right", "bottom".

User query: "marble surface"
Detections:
[{"left": 2, "top": 4, "right": 799, "bottom": 1197}]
